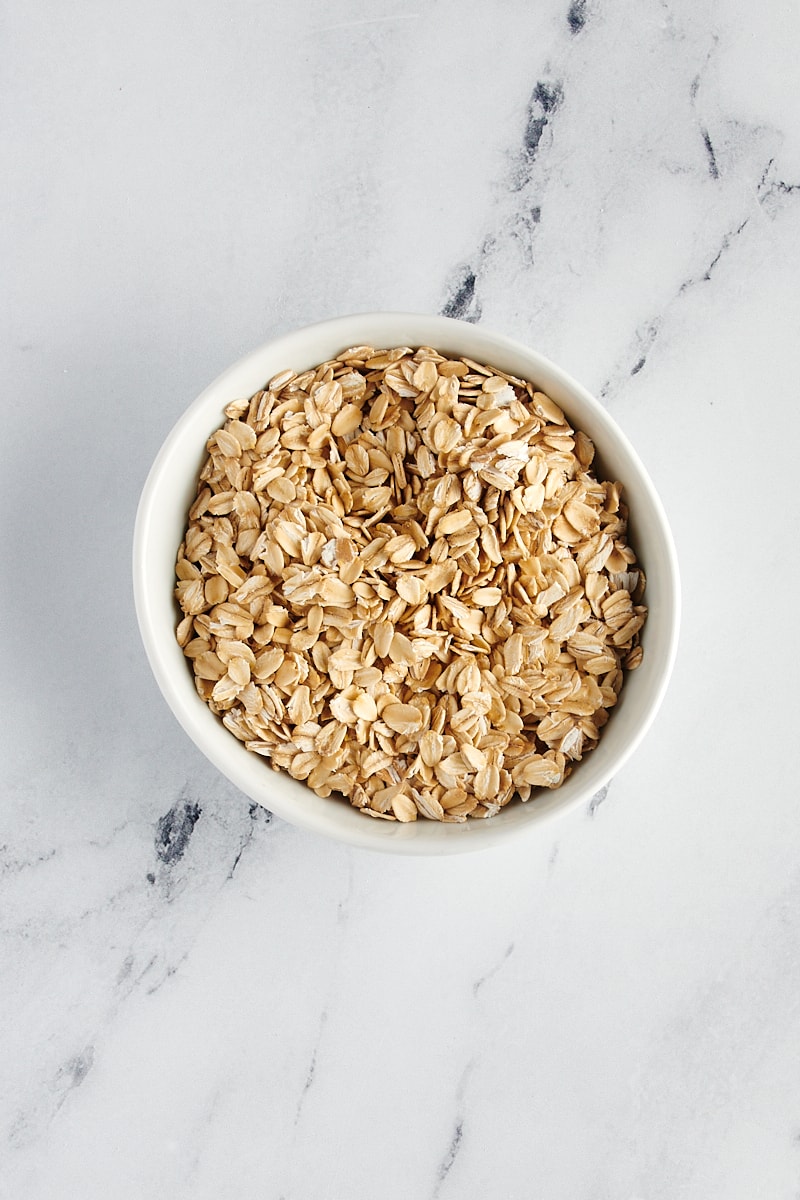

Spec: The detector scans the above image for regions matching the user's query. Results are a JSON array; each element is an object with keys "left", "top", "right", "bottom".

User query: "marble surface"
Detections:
[{"left": 3, "top": 1, "right": 800, "bottom": 1196}]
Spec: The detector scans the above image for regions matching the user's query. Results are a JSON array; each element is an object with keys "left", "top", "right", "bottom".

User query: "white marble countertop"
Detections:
[{"left": 4, "top": 1, "right": 800, "bottom": 1196}]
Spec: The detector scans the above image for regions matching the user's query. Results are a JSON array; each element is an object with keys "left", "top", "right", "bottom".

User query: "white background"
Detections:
[{"left": 3, "top": 2, "right": 800, "bottom": 1197}]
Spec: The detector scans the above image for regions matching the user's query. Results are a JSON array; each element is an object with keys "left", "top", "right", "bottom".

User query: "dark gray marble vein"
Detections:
[
  {"left": 601, "top": 206, "right": 756, "bottom": 397},
  {"left": 155, "top": 794, "right": 202, "bottom": 866},
  {"left": 435, "top": 1122, "right": 463, "bottom": 1193},
  {"left": 134, "top": 794, "right": 274, "bottom": 995},
  {"left": 515, "top": 78, "right": 564, "bottom": 191},
  {"left": 524, "top": 82, "right": 563, "bottom": 154},
  {"left": 757, "top": 158, "right": 800, "bottom": 216},
  {"left": 142, "top": 809, "right": 272, "bottom": 995},
  {"left": 148, "top": 789, "right": 271, "bottom": 899},
  {"left": 766, "top": 178, "right": 800, "bottom": 198},
  {"left": 701, "top": 128, "right": 720, "bottom": 180},
  {"left": 607, "top": 215, "right": 749, "bottom": 388},
  {"left": 685, "top": 216, "right": 751, "bottom": 292},
  {"left": 441, "top": 71, "right": 565, "bottom": 320},
  {"left": 441, "top": 266, "right": 482, "bottom": 323},
  {"left": 567, "top": 0, "right": 588, "bottom": 36},
  {"left": 432, "top": 1060, "right": 475, "bottom": 1199},
  {"left": 604, "top": 216, "right": 748, "bottom": 388},
  {"left": 689, "top": 30, "right": 727, "bottom": 171},
  {"left": 627, "top": 321, "right": 662, "bottom": 380}
]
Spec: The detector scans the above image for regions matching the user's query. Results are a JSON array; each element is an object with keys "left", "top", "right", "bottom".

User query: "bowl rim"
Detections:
[{"left": 133, "top": 311, "right": 681, "bottom": 855}]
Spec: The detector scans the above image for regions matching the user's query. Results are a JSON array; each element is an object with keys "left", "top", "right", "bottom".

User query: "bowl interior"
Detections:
[{"left": 133, "top": 314, "right": 680, "bottom": 854}]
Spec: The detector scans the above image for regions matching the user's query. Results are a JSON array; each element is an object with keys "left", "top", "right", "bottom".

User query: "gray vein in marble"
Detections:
[
  {"left": 566, "top": 0, "right": 587, "bottom": 36},
  {"left": 602, "top": 180, "right": 772, "bottom": 395},
  {"left": 518, "top": 80, "right": 564, "bottom": 187},
  {"left": 495, "top": 71, "right": 566, "bottom": 288},
  {"left": 155, "top": 793, "right": 202, "bottom": 866},
  {"left": 436, "top": 17, "right": 798, "bottom": 423},
  {"left": 441, "top": 266, "right": 482, "bottom": 324},
  {"left": 690, "top": 36, "right": 721, "bottom": 172},
  {"left": 473, "top": 943, "right": 515, "bottom": 998},
  {"left": 435, "top": 1123, "right": 463, "bottom": 1195},
  {"left": 228, "top": 803, "right": 272, "bottom": 881},
  {"left": 52, "top": 1047, "right": 95, "bottom": 1108},
  {"left": 116, "top": 951, "right": 156, "bottom": 990},
  {"left": 4, "top": 788, "right": 267, "bottom": 1151},
  {"left": 86, "top": 818, "right": 140, "bottom": 852},
  {"left": 294, "top": 1011, "right": 328, "bottom": 1127},
  {"left": 604, "top": 209, "right": 747, "bottom": 389},
  {"left": 626, "top": 321, "right": 661, "bottom": 381},
  {"left": 768, "top": 178, "right": 800, "bottom": 197},
  {"left": 756, "top": 157, "right": 800, "bottom": 216},
  {"left": 432, "top": 1060, "right": 475, "bottom": 1199},
  {"left": 701, "top": 128, "right": 720, "bottom": 180},
  {"left": 441, "top": 72, "right": 564, "bottom": 320},
  {"left": 144, "top": 958, "right": 183, "bottom": 996},
  {"left": 602, "top": 201, "right": 755, "bottom": 392},
  {"left": 0, "top": 846, "right": 57, "bottom": 876},
  {"left": 588, "top": 783, "right": 610, "bottom": 817},
  {"left": 8, "top": 1046, "right": 98, "bottom": 1151},
  {"left": 141, "top": 801, "right": 273, "bottom": 996},
  {"left": 698, "top": 218, "right": 750, "bottom": 284}
]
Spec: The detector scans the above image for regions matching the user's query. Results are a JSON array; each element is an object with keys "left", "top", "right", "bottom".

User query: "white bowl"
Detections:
[{"left": 133, "top": 313, "right": 680, "bottom": 855}]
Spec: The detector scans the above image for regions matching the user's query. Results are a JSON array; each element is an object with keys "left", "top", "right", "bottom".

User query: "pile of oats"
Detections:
[{"left": 175, "top": 345, "right": 646, "bottom": 822}]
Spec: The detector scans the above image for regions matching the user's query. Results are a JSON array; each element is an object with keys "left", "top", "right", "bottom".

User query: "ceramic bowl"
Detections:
[{"left": 133, "top": 313, "right": 680, "bottom": 854}]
